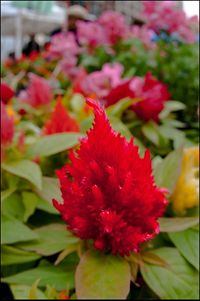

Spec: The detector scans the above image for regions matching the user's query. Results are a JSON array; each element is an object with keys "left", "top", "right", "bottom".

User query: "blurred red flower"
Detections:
[
  {"left": 1, "top": 82, "right": 15, "bottom": 104},
  {"left": 19, "top": 73, "right": 52, "bottom": 109},
  {"left": 53, "top": 98, "right": 167, "bottom": 256},
  {"left": 105, "top": 72, "right": 170, "bottom": 122},
  {"left": 1, "top": 102, "right": 14, "bottom": 146},
  {"left": 43, "top": 97, "right": 80, "bottom": 135}
]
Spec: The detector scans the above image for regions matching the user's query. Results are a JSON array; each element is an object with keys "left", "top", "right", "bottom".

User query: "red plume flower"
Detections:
[
  {"left": 43, "top": 97, "right": 80, "bottom": 135},
  {"left": 1, "top": 82, "right": 15, "bottom": 104},
  {"left": 1, "top": 102, "right": 14, "bottom": 146},
  {"left": 53, "top": 98, "right": 167, "bottom": 256}
]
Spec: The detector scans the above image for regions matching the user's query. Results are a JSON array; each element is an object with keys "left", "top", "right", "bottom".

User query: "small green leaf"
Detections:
[
  {"left": 75, "top": 250, "right": 131, "bottom": 299},
  {"left": 159, "top": 101, "right": 186, "bottom": 119},
  {"left": 153, "top": 147, "right": 183, "bottom": 194},
  {"left": 1, "top": 214, "right": 38, "bottom": 244},
  {"left": 2, "top": 160, "right": 42, "bottom": 190},
  {"left": 15, "top": 224, "right": 79, "bottom": 256},
  {"left": 141, "top": 251, "right": 168, "bottom": 267},
  {"left": 109, "top": 116, "right": 132, "bottom": 139},
  {"left": 10, "top": 284, "right": 47, "bottom": 300},
  {"left": 141, "top": 247, "right": 199, "bottom": 300},
  {"left": 22, "top": 192, "right": 39, "bottom": 222},
  {"left": 3, "top": 260, "right": 74, "bottom": 291},
  {"left": 142, "top": 121, "right": 159, "bottom": 145},
  {"left": 27, "top": 133, "right": 82, "bottom": 157},
  {"left": 1, "top": 188, "right": 16, "bottom": 202},
  {"left": 159, "top": 217, "right": 199, "bottom": 232},
  {"left": 169, "top": 228, "right": 199, "bottom": 270},
  {"left": 106, "top": 98, "right": 133, "bottom": 118},
  {"left": 1, "top": 246, "right": 41, "bottom": 265},
  {"left": 1, "top": 192, "right": 25, "bottom": 221},
  {"left": 29, "top": 279, "right": 41, "bottom": 299},
  {"left": 35, "top": 177, "right": 62, "bottom": 213}
]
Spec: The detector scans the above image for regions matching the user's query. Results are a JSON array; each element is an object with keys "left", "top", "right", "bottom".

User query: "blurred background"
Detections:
[{"left": 1, "top": 0, "right": 199, "bottom": 61}]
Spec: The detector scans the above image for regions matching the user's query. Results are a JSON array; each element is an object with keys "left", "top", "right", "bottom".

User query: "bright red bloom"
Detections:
[
  {"left": 105, "top": 72, "right": 170, "bottom": 122},
  {"left": 1, "top": 82, "right": 15, "bottom": 104},
  {"left": 1, "top": 102, "right": 14, "bottom": 146},
  {"left": 53, "top": 98, "right": 167, "bottom": 256},
  {"left": 43, "top": 98, "right": 80, "bottom": 135},
  {"left": 19, "top": 73, "right": 52, "bottom": 109}
]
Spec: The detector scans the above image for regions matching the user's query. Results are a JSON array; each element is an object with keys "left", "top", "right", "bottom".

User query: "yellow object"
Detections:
[
  {"left": 171, "top": 146, "right": 199, "bottom": 215},
  {"left": 6, "top": 105, "right": 20, "bottom": 124}
]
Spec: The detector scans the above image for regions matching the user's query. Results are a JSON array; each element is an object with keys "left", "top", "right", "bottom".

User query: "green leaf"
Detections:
[
  {"left": 106, "top": 98, "right": 133, "bottom": 118},
  {"left": 75, "top": 250, "right": 131, "bottom": 299},
  {"left": 159, "top": 217, "right": 199, "bottom": 232},
  {"left": 141, "top": 247, "right": 199, "bottom": 300},
  {"left": 1, "top": 192, "right": 25, "bottom": 221},
  {"left": 141, "top": 251, "right": 168, "bottom": 267},
  {"left": 35, "top": 177, "right": 62, "bottom": 213},
  {"left": 169, "top": 228, "right": 199, "bottom": 270},
  {"left": 15, "top": 224, "right": 79, "bottom": 256},
  {"left": 10, "top": 284, "right": 47, "bottom": 300},
  {"left": 153, "top": 147, "right": 183, "bottom": 194},
  {"left": 27, "top": 133, "right": 82, "bottom": 157},
  {"left": 1, "top": 187, "right": 16, "bottom": 202},
  {"left": 22, "top": 192, "right": 38, "bottom": 222},
  {"left": 159, "top": 101, "right": 186, "bottom": 119},
  {"left": 109, "top": 116, "right": 132, "bottom": 139},
  {"left": 36, "top": 197, "right": 58, "bottom": 215},
  {"left": 2, "top": 160, "right": 42, "bottom": 190},
  {"left": 3, "top": 260, "right": 74, "bottom": 291},
  {"left": 1, "top": 214, "right": 38, "bottom": 244},
  {"left": 142, "top": 121, "right": 159, "bottom": 145},
  {"left": 1, "top": 246, "right": 41, "bottom": 265},
  {"left": 29, "top": 279, "right": 41, "bottom": 299}
]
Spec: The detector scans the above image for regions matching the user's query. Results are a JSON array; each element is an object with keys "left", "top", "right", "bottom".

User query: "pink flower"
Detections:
[
  {"left": 130, "top": 25, "right": 156, "bottom": 49},
  {"left": 142, "top": 1, "right": 196, "bottom": 43},
  {"left": 77, "top": 21, "right": 107, "bottom": 49},
  {"left": 19, "top": 73, "right": 52, "bottom": 109},
  {"left": 76, "top": 63, "right": 124, "bottom": 99},
  {"left": 98, "top": 11, "right": 129, "bottom": 45},
  {"left": 46, "top": 32, "right": 80, "bottom": 59}
]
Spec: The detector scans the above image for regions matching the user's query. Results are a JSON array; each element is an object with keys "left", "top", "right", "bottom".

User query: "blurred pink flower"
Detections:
[
  {"left": 19, "top": 74, "right": 53, "bottom": 109},
  {"left": 142, "top": 1, "right": 196, "bottom": 43},
  {"left": 77, "top": 63, "right": 124, "bottom": 99},
  {"left": 130, "top": 25, "right": 156, "bottom": 49},
  {"left": 98, "top": 11, "right": 129, "bottom": 44},
  {"left": 77, "top": 20, "right": 107, "bottom": 49},
  {"left": 46, "top": 32, "right": 80, "bottom": 59}
]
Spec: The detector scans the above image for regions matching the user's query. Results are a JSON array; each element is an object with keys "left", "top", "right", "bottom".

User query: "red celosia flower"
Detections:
[
  {"left": 43, "top": 97, "right": 80, "bottom": 135},
  {"left": 1, "top": 102, "right": 14, "bottom": 146},
  {"left": 53, "top": 98, "right": 167, "bottom": 256},
  {"left": 105, "top": 72, "right": 170, "bottom": 122},
  {"left": 1, "top": 82, "right": 15, "bottom": 104},
  {"left": 19, "top": 73, "right": 52, "bottom": 109}
]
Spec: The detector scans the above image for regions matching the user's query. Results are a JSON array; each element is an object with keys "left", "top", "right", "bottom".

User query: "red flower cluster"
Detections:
[
  {"left": 105, "top": 72, "right": 170, "bottom": 122},
  {"left": 53, "top": 98, "right": 167, "bottom": 256},
  {"left": 43, "top": 98, "right": 79, "bottom": 135},
  {"left": 1, "top": 102, "right": 14, "bottom": 146},
  {"left": 1, "top": 82, "right": 15, "bottom": 104}
]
